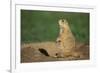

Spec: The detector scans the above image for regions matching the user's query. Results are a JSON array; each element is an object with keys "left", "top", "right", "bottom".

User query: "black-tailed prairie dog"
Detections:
[{"left": 56, "top": 19, "right": 75, "bottom": 57}]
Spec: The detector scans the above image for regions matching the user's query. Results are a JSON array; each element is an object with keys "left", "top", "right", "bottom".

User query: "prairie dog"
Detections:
[{"left": 56, "top": 19, "right": 75, "bottom": 57}]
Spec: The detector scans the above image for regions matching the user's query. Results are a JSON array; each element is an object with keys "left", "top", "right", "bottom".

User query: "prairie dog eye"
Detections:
[{"left": 62, "top": 19, "right": 65, "bottom": 22}]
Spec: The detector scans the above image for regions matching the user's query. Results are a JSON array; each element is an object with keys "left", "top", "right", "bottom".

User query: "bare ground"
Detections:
[{"left": 21, "top": 42, "right": 89, "bottom": 63}]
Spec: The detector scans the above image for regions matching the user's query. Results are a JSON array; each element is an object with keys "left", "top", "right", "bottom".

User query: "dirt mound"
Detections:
[{"left": 21, "top": 42, "right": 89, "bottom": 63}]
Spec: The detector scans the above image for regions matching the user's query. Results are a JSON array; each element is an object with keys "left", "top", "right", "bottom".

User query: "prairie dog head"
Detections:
[
  {"left": 58, "top": 19, "right": 71, "bottom": 33},
  {"left": 58, "top": 19, "right": 69, "bottom": 26}
]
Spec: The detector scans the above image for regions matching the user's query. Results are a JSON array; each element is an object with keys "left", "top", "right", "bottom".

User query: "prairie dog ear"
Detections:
[{"left": 58, "top": 19, "right": 69, "bottom": 25}]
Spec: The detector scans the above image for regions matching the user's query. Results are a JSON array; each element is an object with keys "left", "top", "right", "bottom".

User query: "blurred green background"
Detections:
[{"left": 21, "top": 10, "right": 89, "bottom": 43}]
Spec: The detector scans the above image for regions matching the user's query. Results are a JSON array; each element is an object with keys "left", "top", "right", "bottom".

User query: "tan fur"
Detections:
[{"left": 56, "top": 19, "right": 75, "bottom": 57}]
